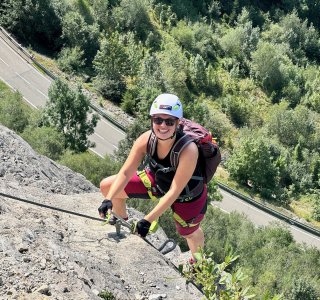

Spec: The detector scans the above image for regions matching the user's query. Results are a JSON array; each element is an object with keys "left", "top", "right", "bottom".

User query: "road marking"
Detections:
[
  {"left": 101, "top": 118, "right": 126, "bottom": 135},
  {"left": 220, "top": 190, "right": 275, "bottom": 219},
  {"left": 94, "top": 132, "right": 106, "bottom": 141},
  {"left": 0, "top": 37, "right": 25, "bottom": 61},
  {"left": 93, "top": 133, "right": 119, "bottom": 152},
  {"left": 36, "top": 88, "right": 48, "bottom": 99},
  {"left": 15, "top": 72, "right": 31, "bottom": 85},
  {"left": 0, "top": 57, "right": 9, "bottom": 66},
  {"left": 220, "top": 189, "right": 320, "bottom": 245},
  {"left": 0, "top": 74, "right": 38, "bottom": 109},
  {"left": 289, "top": 224, "right": 320, "bottom": 242},
  {"left": 89, "top": 148, "right": 104, "bottom": 158},
  {"left": 15, "top": 71, "right": 48, "bottom": 100},
  {"left": 211, "top": 203, "right": 230, "bottom": 214},
  {"left": 0, "top": 37, "right": 52, "bottom": 84},
  {"left": 30, "top": 64, "right": 53, "bottom": 83}
]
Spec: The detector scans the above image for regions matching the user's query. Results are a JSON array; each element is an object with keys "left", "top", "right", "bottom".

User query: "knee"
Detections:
[
  {"left": 176, "top": 224, "right": 201, "bottom": 237},
  {"left": 100, "top": 176, "right": 114, "bottom": 195},
  {"left": 183, "top": 226, "right": 204, "bottom": 239}
]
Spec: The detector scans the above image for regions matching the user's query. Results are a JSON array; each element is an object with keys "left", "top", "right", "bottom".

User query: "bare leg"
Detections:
[
  {"left": 100, "top": 175, "right": 128, "bottom": 218},
  {"left": 183, "top": 227, "right": 204, "bottom": 257}
]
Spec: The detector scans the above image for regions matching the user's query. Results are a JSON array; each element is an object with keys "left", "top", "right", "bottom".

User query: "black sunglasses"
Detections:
[{"left": 152, "top": 117, "right": 177, "bottom": 126}]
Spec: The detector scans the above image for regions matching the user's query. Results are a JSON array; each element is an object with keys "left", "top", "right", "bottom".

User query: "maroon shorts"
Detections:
[{"left": 124, "top": 169, "right": 207, "bottom": 236}]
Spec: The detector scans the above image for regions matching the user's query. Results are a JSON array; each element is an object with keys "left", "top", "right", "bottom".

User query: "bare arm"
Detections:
[
  {"left": 106, "top": 131, "right": 151, "bottom": 200},
  {"left": 144, "top": 141, "right": 199, "bottom": 222}
]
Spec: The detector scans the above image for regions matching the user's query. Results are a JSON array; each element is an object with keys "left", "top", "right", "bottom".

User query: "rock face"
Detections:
[{"left": 0, "top": 126, "right": 202, "bottom": 300}]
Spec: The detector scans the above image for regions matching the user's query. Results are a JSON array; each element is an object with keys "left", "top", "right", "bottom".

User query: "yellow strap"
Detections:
[
  {"left": 149, "top": 220, "right": 159, "bottom": 233},
  {"left": 137, "top": 170, "right": 158, "bottom": 201},
  {"left": 173, "top": 212, "right": 199, "bottom": 228}
]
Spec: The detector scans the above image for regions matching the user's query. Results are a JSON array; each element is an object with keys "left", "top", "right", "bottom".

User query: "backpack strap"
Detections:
[
  {"left": 170, "top": 134, "right": 205, "bottom": 202},
  {"left": 147, "top": 131, "right": 157, "bottom": 157},
  {"left": 170, "top": 134, "right": 194, "bottom": 168}
]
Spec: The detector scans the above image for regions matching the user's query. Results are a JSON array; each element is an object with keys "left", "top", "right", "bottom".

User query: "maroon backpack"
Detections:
[{"left": 147, "top": 118, "right": 221, "bottom": 184}]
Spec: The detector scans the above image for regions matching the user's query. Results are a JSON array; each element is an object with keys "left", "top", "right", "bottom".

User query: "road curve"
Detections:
[
  {"left": 212, "top": 189, "right": 320, "bottom": 249},
  {"left": 0, "top": 34, "right": 125, "bottom": 157}
]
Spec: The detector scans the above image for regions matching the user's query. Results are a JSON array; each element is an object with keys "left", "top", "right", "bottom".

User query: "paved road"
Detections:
[
  {"left": 212, "top": 189, "right": 320, "bottom": 248},
  {"left": 0, "top": 33, "right": 125, "bottom": 157},
  {"left": 1, "top": 30, "right": 320, "bottom": 250}
]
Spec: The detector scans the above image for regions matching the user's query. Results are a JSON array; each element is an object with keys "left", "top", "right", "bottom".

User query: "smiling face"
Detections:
[{"left": 151, "top": 114, "right": 179, "bottom": 140}]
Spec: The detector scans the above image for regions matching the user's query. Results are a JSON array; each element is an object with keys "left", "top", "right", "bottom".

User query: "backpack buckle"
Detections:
[
  {"left": 179, "top": 196, "right": 192, "bottom": 202},
  {"left": 161, "top": 167, "right": 172, "bottom": 173}
]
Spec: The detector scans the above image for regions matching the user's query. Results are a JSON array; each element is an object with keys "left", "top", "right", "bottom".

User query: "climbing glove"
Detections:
[
  {"left": 98, "top": 199, "right": 113, "bottom": 218},
  {"left": 133, "top": 219, "right": 151, "bottom": 237}
]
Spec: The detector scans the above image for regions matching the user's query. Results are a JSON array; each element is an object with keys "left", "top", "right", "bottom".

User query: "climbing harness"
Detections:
[
  {"left": 136, "top": 171, "right": 201, "bottom": 229},
  {"left": 172, "top": 212, "right": 200, "bottom": 228}
]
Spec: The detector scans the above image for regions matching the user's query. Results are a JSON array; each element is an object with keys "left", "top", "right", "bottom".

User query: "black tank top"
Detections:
[{"left": 148, "top": 132, "right": 204, "bottom": 200}]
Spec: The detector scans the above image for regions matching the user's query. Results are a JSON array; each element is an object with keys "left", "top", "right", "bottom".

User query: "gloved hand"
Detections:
[
  {"left": 133, "top": 219, "right": 151, "bottom": 237},
  {"left": 98, "top": 199, "right": 113, "bottom": 218}
]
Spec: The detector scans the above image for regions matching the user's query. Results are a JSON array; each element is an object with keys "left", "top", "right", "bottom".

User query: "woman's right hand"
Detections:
[{"left": 98, "top": 199, "right": 113, "bottom": 218}]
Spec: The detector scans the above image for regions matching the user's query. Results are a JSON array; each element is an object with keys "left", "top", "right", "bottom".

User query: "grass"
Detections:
[
  {"left": 30, "top": 50, "right": 63, "bottom": 79},
  {"left": 0, "top": 80, "right": 12, "bottom": 95},
  {"left": 290, "top": 196, "right": 320, "bottom": 228}
]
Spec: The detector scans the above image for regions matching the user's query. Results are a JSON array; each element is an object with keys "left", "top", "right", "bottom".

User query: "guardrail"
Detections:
[
  {"left": 217, "top": 182, "right": 320, "bottom": 238},
  {"left": 0, "top": 26, "right": 126, "bottom": 132}
]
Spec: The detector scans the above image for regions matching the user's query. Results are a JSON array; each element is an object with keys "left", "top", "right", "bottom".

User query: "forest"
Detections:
[{"left": 1, "top": 0, "right": 320, "bottom": 298}]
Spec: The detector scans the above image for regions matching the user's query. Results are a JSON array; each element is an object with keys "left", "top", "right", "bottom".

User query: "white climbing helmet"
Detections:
[{"left": 149, "top": 93, "right": 183, "bottom": 119}]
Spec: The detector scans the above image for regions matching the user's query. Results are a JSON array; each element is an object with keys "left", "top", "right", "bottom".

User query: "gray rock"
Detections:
[{"left": 0, "top": 126, "right": 203, "bottom": 300}]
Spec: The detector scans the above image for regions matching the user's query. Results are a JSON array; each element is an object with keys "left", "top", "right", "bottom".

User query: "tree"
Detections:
[
  {"left": 312, "top": 159, "right": 320, "bottom": 186},
  {"left": 57, "top": 46, "right": 86, "bottom": 75},
  {"left": 219, "top": 94, "right": 252, "bottom": 127},
  {"left": 154, "top": 3, "right": 177, "bottom": 29},
  {"left": 184, "top": 252, "right": 255, "bottom": 300},
  {"left": 157, "top": 40, "right": 189, "bottom": 97},
  {"left": 188, "top": 54, "right": 208, "bottom": 92},
  {"left": 220, "top": 9, "right": 260, "bottom": 76},
  {"left": 293, "top": 142, "right": 303, "bottom": 162},
  {"left": 112, "top": 0, "right": 152, "bottom": 40},
  {"left": 93, "top": 33, "right": 130, "bottom": 102},
  {"left": 42, "top": 78, "right": 99, "bottom": 153},
  {"left": 90, "top": 0, "right": 110, "bottom": 30},
  {"left": 266, "top": 103, "right": 318, "bottom": 149},
  {"left": 303, "top": 66, "right": 320, "bottom": 113},
  {"left": 61, "top": 11, "right": 99, "bottom": 64},
  {"left": 0, "top": 91, "right": 30, "bottom": 133},
  {"left": 0, "top": 0, "right": 62, "bottom": 49},
  {"left": 226, "top": 131, "right": 280, "bottom": 192},
  {"left": 171, "top": 20, "right": 219, "bottom": 60},
  {"left": 137, "top": 54, "right": 165, "bottom": 92},
  {"left": 286, "top": 277, "right": 319, "bottom": 300},
  {"left": 268, "top": 11, "right": 320, "bottom": 63},
  {"left": 312, "top": 194, "right": 320, "bottom": 221},
  {"left": 251, "top": 41, "right": 290, "bottom": 98}
]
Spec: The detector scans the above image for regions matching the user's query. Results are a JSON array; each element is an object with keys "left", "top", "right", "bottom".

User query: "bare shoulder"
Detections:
[
  {"left": 179, "top": 140, "right": 199, "bottom": 160},
  {"left": 133, "top": 130, "right": 152, "bottom": 154}
]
